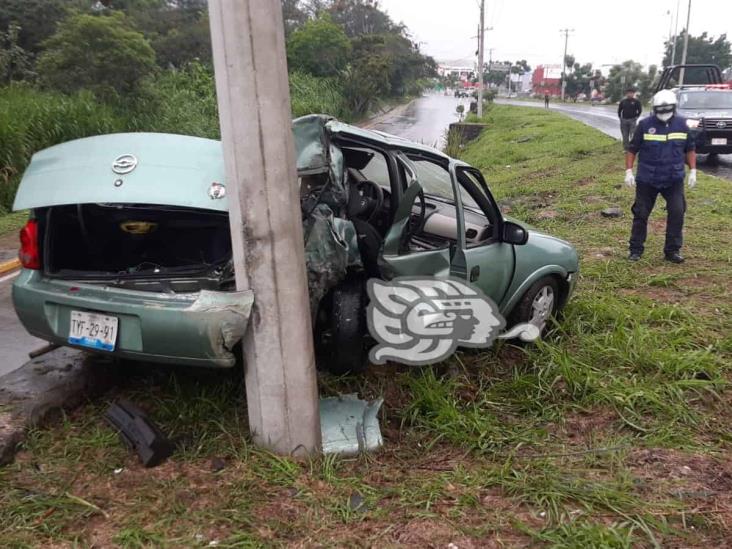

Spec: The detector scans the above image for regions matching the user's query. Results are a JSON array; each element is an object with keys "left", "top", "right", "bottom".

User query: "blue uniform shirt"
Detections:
[{"left": 628, "top": 114, "right": 695, "bottom": 187}]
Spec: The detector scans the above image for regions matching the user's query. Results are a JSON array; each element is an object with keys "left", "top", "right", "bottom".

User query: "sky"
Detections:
[{"left": 378, "top": 0, "right": 731, "bottom": 73}]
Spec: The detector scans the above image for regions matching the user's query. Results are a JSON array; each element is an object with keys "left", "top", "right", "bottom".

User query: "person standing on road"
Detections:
[
  {"left": 625, "top": 90, "right": 696, "bottom": 264},
  {"left": 618, "top": 87, "right": 642, "bottom": 150},
  {"left": 544, "top": 94, "right": 550, "bottom": 108}
]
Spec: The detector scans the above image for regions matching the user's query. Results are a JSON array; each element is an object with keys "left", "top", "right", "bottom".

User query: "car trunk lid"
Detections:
[{"left": 13, "top": 133, "right": 229, "bottom": 212}]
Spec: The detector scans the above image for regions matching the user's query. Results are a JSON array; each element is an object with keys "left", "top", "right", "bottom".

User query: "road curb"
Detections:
[
  {"left": 0, "top": 348, "right": 118, "bottom": 466},
  {"left": 0, "top": 258, "right": 20, "bottom": 275}
]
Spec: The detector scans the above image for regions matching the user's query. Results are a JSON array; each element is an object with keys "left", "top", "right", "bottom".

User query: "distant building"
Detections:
[
  {"left": 509, "top": 71, "right": 533, "bottom": 93},
  {"left": 532, "top": 64, "right": 563, "bottom": 96}
]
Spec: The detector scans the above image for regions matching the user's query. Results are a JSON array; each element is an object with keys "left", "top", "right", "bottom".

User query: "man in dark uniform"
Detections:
[
  {"left": 618, "top": 87, "right": 642, "bottom": 150},
  {"left": 625, "top": 90, "right": 697, "bottom": 263}
]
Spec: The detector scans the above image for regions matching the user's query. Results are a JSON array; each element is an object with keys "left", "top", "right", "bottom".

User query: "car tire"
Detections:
[
  {"left": 509, "top": 276, "right": 560, "bottom": 336},
  {"left": 315, "top": 277, "right": 369, "bottom": 375}
]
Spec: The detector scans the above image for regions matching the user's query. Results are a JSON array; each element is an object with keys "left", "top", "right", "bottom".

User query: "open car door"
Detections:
[{"left": 378, "top": 153, "right": 453, "bottom": 279}]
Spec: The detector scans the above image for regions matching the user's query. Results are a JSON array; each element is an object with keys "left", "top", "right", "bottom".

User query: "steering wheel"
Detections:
[
  {"left": 403, "top": 188, "right": 426, "bottom": 246},
  {"left": 352, "top": 179, "right": 384, "bottom": 222}
]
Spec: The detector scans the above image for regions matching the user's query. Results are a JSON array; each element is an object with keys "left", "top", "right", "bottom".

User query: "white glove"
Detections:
[
  {"left": 624, "top": 169, "right": 635, "bottom": 188},
  {"left": 688, "top": 169, "right": 697, "bottom": 189}
]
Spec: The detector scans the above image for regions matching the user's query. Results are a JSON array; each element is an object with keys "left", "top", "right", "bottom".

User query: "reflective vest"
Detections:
[{"left": 635, "top": 115, "right": 692, "bottom": 187}]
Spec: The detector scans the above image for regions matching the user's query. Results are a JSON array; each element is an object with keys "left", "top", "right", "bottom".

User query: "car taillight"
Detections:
[{"left": 19, "top": 219, "right": 41, "bottom": 270}]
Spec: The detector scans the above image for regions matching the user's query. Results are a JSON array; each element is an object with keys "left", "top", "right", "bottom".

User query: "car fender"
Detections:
[{"left": 500, "top": 264, "right": 570, "bottom": 318}]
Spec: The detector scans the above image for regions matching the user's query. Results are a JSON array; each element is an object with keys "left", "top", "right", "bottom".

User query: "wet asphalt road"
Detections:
[
  {"left": 496, "top": 98, "right": 732, "bottom": 182},
  {"left": 366, "top": 92, "right": 471, "bottom": 150},
  {"left": 0, "top": 271, "right": 44, "bottom": 377}
]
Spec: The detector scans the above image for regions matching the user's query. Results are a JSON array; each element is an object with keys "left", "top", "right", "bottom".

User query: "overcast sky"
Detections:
[{"left": 378, "top": 0, "right": 731, "bottom": 72}]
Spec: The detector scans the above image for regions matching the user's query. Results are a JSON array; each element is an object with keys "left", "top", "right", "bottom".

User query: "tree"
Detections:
[
  {"left": 605, "top": 60, "right": 646, "bottom": 102},
  {"left": 564, "top": 60, "right": 594, "bottom": 98},
  {"left": 663, "top": 32, "right": 731, "bottom": 69},
  {"left": 638, "top": 64, "right": 658, "bottom": 102},
  {"left": 282, "top": 0, "right": 308, "bottom": 37},
  {"left": 36, "top": 12, "right": 156, "bottom": 97},
  {"left": 327, "top": 0, "right": 396, "bottom": 37},
  {"left": 286, "top": 14, "right": 352, "bottom": 77},
  {"left": 0, "top": 0, "right": 73, "bottom": 55},
  {"left": 0, "top": 24, "right": 34, "bottom": 83}
]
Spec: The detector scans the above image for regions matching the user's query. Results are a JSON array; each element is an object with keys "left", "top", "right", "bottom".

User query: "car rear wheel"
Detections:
[{"left": 509, "top": 276, "right": 560, "bottom": 335}]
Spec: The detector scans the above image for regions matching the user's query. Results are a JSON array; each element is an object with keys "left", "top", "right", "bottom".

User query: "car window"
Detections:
[
  {"left": 408, "top": 158, "right": 480, "bottom": 209},
  {"left": 359, "top": 151, "right": 391, "bottom": 188},
  {"left": 679, "top": 92, "right": 732, "bottom": 110}
]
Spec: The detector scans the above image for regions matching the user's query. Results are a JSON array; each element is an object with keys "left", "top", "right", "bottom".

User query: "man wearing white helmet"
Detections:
[{"left": 625, "top": 89, "right": 697, "bottom": 263}]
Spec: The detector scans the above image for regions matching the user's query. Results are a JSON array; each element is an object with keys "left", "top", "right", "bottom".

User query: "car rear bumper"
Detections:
[{"left": 12, "top": 270, "right": 253, "bottom": 368}]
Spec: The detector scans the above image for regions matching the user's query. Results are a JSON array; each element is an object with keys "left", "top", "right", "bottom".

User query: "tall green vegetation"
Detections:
[
  {"left": 0, "top": 0, "right": 435, "bottom": 213},
  {"left": 0, "top": 85, "right": 125, "bottom": 213}
]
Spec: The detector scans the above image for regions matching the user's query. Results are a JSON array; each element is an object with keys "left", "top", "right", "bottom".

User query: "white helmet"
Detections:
[{"left": 652, "top": 89, "right": 677, "bottom": 122}]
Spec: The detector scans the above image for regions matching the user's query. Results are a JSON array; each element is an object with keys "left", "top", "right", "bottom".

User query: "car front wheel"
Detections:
[{"left": 509, "top": 276, "right": 560, "bottom": 335}]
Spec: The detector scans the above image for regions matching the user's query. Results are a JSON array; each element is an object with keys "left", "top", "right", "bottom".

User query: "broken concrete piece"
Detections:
[
  {"left": 601, "top": 207, "right": 623, "bottom": 218},
  {"left": 320, "top": 394, "right": 383, "bottom": 455},
  {"left": 0, "top": 348, "right": 115, "bottom": 466}
]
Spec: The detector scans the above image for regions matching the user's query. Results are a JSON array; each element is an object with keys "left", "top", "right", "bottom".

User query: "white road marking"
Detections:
[
  {"left": 0, "top": 270, "right": 20, "bottom": 284},
  {"left": 554, "top": 107, "right": 619, "bottom": 121}
]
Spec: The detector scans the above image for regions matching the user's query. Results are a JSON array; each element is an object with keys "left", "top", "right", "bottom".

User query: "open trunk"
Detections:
[{"left": 41, "top": 204, "right": 234, "bottom": 293}]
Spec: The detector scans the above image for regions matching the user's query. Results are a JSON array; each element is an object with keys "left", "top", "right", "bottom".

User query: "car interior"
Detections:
[{"left": 339, "top": 144, "right": 497, "bottom": 275}]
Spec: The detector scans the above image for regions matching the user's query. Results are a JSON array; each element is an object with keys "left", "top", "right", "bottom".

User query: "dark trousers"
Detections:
[
  {"left": 620, "top": 117, "right": 638, "bottom": 150},
  {"left": 629, "top": 181, "right": 686, "bottom": 255}
]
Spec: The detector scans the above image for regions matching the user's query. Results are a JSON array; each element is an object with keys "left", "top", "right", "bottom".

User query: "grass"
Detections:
[{"left": 1, "top": 105, "right": 731, "bottom": 547}]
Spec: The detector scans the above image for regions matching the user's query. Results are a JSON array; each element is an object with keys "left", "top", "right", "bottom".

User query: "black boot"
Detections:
[{"left": 664, "top": 252, "right": 685, "bottom": 264}]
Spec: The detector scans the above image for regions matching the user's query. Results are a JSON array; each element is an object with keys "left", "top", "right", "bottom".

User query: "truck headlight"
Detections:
[{"left": 686, "top": 118, "right": 701, "bottom": 129}]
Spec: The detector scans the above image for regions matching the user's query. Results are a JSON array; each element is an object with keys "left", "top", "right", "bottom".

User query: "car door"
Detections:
[
  {"left": 449, "top": 164, "right": 515, "bottom": 307},
  {"left": 378, "top": 153, "right": 452, "bottom": 279}
]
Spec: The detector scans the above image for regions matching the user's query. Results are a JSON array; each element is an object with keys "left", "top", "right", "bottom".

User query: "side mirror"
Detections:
[{"left": 502, "top": 221, "right": 529, "bottom": 245}]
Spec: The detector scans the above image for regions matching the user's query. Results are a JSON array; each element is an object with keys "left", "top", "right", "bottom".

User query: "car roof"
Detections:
[{"left": 324, "top": 119, "right": 455, "bottom": 163}]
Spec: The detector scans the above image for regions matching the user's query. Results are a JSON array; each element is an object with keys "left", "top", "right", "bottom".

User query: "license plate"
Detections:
[
  {"left": 711, "top": 138, "right": 728, "bottom": 145},
  {"left": 68, "top": 310, "right": 119, "bottom": 351}
]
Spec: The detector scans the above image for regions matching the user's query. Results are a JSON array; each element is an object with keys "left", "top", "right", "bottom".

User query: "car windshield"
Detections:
[{"left": 678, "top": 91, "right": 732, "bottom": 110}]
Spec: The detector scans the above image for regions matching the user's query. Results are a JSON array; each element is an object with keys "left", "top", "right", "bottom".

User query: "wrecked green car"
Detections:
[{"left": 12, "top": 115, "right": 578, "bottom": 373}]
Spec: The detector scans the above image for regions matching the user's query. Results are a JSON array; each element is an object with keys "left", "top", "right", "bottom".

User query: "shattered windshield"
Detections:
[{"left": 678, "top": 92, "right": 732, "bottom": 110}]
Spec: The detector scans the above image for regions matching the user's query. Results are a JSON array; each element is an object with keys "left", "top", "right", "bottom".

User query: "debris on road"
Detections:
[
  {"left": 320, "top": 394, "right": 383, "bottom": 455},
  {"left": 0, "top": 348, "right": 116, "bottom": 466},
  {"left": 105, "top": 399, "right": 175, "bottom": 468},
  {"left": 601, "top": 207, "right": 623, "bottom": 218}
]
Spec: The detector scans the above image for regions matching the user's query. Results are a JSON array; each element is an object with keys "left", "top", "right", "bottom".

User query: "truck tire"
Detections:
[{"left": 315, "top": 277, "right": 369, "bottom": 375}]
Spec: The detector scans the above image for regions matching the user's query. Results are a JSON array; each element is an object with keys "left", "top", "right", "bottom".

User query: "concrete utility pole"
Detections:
[
  {"left": 477, "top": 0, "right": 485, "bottom": 118},
  {"left": 559, "top": 28, "right": 574, "bottom": 102},
  {"left": 208, "top": 0, "right": 321, "bottom": 456},
  {"left": 671, "top": 0, "right": 681, "bottom": 65},
  {"left": 679, "top": 0, "right": 692, "bottom": 86}
]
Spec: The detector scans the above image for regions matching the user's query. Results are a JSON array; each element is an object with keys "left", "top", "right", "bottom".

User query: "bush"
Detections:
[
  {"left": 129, "top": 62, "right": 220, "bottom": 138},
  {"left": 0, "top": 84, "right": 125, "bottom": 213},
  {"left": 289, "top": 71, "right": 351, "bottom": 119},
  {"left": 286, "top": 15, "right": 351, "bottom": 78},
  {"left": 0, "top": 64, "right": 355, "bottom": 213},
  {"left": 36, "top": 12, "right": 156, "bottom": 98}
]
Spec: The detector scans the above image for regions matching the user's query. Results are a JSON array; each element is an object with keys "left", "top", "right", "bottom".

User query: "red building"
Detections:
[{"left": 532, "top": 65, "right": 563, "bottom": 97}]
